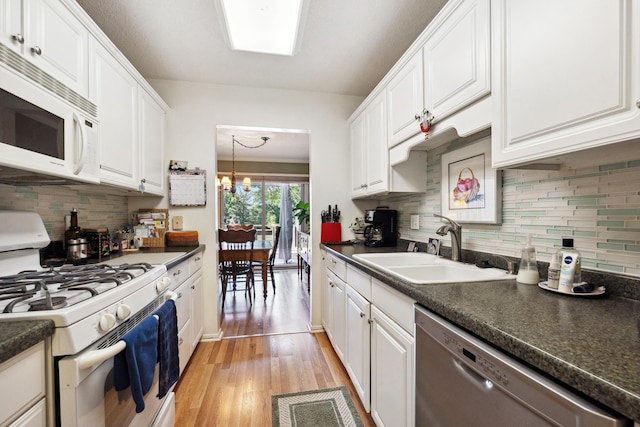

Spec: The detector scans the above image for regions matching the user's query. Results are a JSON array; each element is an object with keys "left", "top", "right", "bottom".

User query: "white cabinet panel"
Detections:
[
  {"left": 492, "top": 0, "right": 640, "bottom": 167},
  {"left": 91, "top": 41, "right": 139, "bottom": 189},
  {"left": 0, "top": 0, "right": 89, "bottom": 96},
  {"left": 423, "top": 0, "right": 490, "bottom": 122},
  {"left": 345, "top": 286, "right": 371, "bottom": 412},
  {"left": 387, "top": 52, "right": 423, "bottom": 147},
  {"left": 351, "top": 91, "right": 389, "bottom": 198},
  {"left": 325, "top": 269, "right": 346, "bottom": 362},
  {"left": 371, "top": 305, "right": 414, "bottom": 427},
  {"left": 190, "top": 271, "right": 204, "bottom": 350},
  {"left": 138, "top": 87, "right": 165, "bottom": 195}
]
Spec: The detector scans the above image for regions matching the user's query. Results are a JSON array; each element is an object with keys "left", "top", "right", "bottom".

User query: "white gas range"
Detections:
[{"left": 0, "top": 210, "right": 177, "bottom": 427}]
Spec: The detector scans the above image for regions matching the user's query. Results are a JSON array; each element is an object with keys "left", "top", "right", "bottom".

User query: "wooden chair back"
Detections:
[
  {"left": 268, "top": 225, "right": 281, "bottom": 266},
  {"left": 227, "top": 224, "right": 254, "bottom": 231}
]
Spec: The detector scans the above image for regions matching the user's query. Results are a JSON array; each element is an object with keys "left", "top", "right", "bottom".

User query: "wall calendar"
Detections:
[{"left": 168, "top": 169, "right": 207, "bottom": 206}]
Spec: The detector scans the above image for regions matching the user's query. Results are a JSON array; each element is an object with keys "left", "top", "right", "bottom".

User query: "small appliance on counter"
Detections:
[{"left": 363, "top": 208, "right": 398, "bottom": 247}]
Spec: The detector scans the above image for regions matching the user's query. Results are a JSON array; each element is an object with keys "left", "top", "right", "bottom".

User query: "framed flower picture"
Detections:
[{"left": 440, "top": 138, "right": 501, "bottom": 224}]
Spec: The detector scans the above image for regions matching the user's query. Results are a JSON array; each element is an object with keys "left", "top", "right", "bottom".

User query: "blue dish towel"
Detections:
[
  {"left": 153, "top": 299, "right": 180, "bottom": 398},
  {"left": 114, "top": 316, "right": 158, "bottom": 413}
]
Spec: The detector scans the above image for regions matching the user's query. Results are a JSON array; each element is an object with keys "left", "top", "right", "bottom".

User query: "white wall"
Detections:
[{"left": 130, "top": 80, "right": 364, "bottom": 338}]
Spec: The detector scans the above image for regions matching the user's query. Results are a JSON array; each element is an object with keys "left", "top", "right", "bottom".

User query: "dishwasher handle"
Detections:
[{"left": 452, "top": 358, "right": 494, "bottom": 392}]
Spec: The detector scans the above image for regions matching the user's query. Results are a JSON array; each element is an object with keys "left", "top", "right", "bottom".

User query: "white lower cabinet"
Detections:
[
  {"left": 324, "top": 258, "right": 415, "bottom": 426},
  {"left": 168, "top": 252, "right": 204, "bottom": 376},
  {"left": 371, "top": 305, "right": 414, "bottom": 427},
  {"left": 325, "top": 270, "right": 346, "bottom": 362},
  {"left": 0, "top": 341, "right": 47, "bottom": 427},
  {"left": 345, "top": 286, "right": 371, "bottom": 412}
]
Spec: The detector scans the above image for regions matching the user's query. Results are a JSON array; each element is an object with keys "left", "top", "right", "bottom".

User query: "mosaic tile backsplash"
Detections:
[
  {"left": 0, "top": 184, "right": 130, "bottom": 242},
  {"left": 384, "top": 139, "right": 640, "bottom": 278}
]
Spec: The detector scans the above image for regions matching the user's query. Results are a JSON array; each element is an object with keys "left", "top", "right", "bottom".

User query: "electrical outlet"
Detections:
[
  {"left": 410, "top": 215, "right": 420, "bottom": 230},
  {"left": 172, "top": 216, "right": 183, "bottom": 231}
]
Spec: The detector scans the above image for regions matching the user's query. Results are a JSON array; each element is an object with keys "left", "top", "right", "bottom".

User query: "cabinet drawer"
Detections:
[
  {"left": 372, "top": 278, "right": 415, "bottom": 335},
  {"left": 347, "top": 264, "right": 371, "bottom": 300},
  {"left": 189, "top": 253, "right": 203, "bottom": 276},
  {"left": 168, "top": 260, "right": 189, "bottom": 289},
  {"left": 326, "top": 254, "right": 347, "bottom": 281},
  {"left": 0, "top": 342, "right": 45, "bottom": 426}
]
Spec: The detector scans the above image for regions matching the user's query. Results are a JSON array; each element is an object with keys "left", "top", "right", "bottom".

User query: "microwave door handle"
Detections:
[{"left": 72, "top": 111, "right": 87, "bottom": 175}]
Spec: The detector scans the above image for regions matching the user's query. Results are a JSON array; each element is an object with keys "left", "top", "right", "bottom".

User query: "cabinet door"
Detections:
[
  {"left": 190, "top": 271, "right": 203, "bottom": 351},
  {"left": 138, "top": 88, "right": 165, "bottom": 195},
  {"left": 371, "top": 305, "right": 414, "bottom": 427},
  {"left": 387, "top": 52, "right": 423, "bottom": 147},
  {"left": 492, "top": 0, "right": 640, "bottom": 167},
  {"left": 364, "top": 91, "right": 388, "bottom": 195},
  {"left": 0, "top": 0, "right": 24, "bottom": 55},
  {"left": 91, "top": 41, "right": 139, "bottom": 190},
  {"left": 28, "top": 0, "right": 88, "bottom": 96},
  {"left": 350, "top": 112, "right": 366, "bottom": 198},
  {"left": 423, "top": 0, "right": 490, "bottom": 122},
  {"left": 327, "top": 271, "right": 346, "bottom": 362},
  {"left": 345, "top": 286, "right": 371, "bottom": 412}
]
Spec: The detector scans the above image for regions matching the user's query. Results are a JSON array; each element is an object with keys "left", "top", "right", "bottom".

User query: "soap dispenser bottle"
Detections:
[{"left": 516, "top": 234, "right": 540, "bottom": 284}]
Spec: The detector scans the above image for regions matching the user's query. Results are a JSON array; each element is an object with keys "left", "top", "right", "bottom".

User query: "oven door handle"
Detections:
[
  {"left": 77, "top": 341, "right": 127, "bottom": 370},
  {"left": 76, "top": 291, "right": 178, "bottom": 370}
]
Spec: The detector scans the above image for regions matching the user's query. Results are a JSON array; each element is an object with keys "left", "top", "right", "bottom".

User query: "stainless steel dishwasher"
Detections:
[{"left": 415, "top": 305, "right": 631, "bottom": 427}]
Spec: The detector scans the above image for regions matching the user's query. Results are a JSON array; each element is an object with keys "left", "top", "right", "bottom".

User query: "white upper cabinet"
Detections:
[
  {"left": 351, "top": 91, "right": 389, "bottom": 198},
  {"left": 91, "top": 41, "right": 139, "bottom": 190},
  {"left": 0, "top": 0, "right": 89, "bottom": 96},
  {"left": 423, "top": 0, "right": 490, "bottom": 123},
  {"left": 387, "top": 52, "right": 424, "bottom": 148},
  {"left": 139, "top": 87, "right": 166, "bottom": 196},
  {"left": 491, "top": 0, "right": 640, "bottom": 168}
]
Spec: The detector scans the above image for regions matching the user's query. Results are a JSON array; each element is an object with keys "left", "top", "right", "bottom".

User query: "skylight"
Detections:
[{"left": 217, "top": 0, "right": 308, "bottom": 56}]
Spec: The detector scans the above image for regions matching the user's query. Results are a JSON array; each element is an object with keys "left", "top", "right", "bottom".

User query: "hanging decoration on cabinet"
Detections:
[
  {"left": 415, "top": 108, "right": 434, "bottom": 140},
  {"left": 169, "top": 169, "right": 206, "bottom": 206}
]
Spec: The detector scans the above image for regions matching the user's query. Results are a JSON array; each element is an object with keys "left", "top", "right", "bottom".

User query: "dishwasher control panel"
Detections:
[{"left": 442, "top": 331, "right": 510, "bottom": 386}]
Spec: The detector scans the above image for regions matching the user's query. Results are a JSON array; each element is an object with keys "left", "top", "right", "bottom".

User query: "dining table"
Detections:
[{"left": 219, "top": 239, "right": 273, "bottom": 299}]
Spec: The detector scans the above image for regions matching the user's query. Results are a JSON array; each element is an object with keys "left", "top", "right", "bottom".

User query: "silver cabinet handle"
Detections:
[
  {"left": 177, "top": 292, "right": 183, "bottom": 299},
  {"left": 12, "top": 33, "right": 24, "bottom": 43},
  {"left": 173, "top": 269, "right": 182, "bottom": 276},
  {"left": 31, "top": 46, "right": 42, "bottom": 55},
  {"left": 195, "top": 257, "right": 201, "bottom": 262},
  {"left": 360, "top": 312, "right": 365, "bottom": 318}
]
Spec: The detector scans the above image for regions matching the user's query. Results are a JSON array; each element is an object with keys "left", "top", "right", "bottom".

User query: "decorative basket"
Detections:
[
  {"left": 452, "top": 167, "right": 480, "bottom": 202},
  {"left": 136, "top": 209, "right": 169, "bottom": 247}
]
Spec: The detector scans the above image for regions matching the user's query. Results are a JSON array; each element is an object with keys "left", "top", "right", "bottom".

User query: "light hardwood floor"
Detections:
[{"left": 174, "top": 269, "right": 376, "bottom": 426}]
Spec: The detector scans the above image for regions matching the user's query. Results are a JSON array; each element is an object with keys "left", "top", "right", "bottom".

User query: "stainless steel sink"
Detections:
[{"left": 352, "top": 252, "right": 516, "bottom": 284}]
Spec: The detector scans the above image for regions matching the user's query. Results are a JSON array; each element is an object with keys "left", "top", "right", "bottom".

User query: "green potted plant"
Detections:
[{"left": 293, "top": 201, "right": 310, "bottom": 232}]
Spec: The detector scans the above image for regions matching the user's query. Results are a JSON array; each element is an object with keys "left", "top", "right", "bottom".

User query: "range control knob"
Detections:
[
  {"left": 116, "top": 304, "right": 132, "bottom": 320},
  {"left": 156, "top": 276, "right": 171, "bottom": 293},
  {"left": 98, "top": 313, "right": 117, "bottom": 332}
]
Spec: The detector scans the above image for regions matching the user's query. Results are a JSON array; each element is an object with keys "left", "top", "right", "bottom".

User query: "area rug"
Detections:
[{"left": 272, "top": 386, "right": 364, "bottom": 427}]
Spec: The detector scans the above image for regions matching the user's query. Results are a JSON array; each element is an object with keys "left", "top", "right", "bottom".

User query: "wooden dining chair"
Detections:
[
  {"left": 253, "top": 225, "right": 281, "bottom": 293},
  {"left": 218, "top": 228, "right": 257, "bottom": 307},
  {"left": 227, "top": 224, "right": 254, "bottom": 231}
]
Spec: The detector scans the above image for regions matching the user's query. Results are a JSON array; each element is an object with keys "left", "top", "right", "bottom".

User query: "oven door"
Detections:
[{"left": 57, "top": 336, "right": 175, "bottom": 427}]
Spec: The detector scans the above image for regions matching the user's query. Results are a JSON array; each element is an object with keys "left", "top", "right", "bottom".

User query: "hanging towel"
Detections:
[
  {"left": 153, "top": 299, "right": 180, "bottom": 398},
  {"left": 114, "top": 316, "right": 158, "bottom": 413}
]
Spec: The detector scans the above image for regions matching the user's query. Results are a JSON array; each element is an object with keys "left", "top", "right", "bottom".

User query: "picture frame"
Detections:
[{"left": 440, "top": 138, "right": 501, "bottom": 224}]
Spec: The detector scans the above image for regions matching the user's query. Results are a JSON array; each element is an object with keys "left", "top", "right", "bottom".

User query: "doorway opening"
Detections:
[{"left": 217, "top": 178, "right": 309, "bottom": 269}]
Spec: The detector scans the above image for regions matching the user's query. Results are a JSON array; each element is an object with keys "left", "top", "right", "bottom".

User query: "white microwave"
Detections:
[{"left": 0, "top": 53, "right": 100, "bottom": 184}]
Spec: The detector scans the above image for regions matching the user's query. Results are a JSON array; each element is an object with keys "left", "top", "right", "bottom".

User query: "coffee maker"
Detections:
[{"left": 363, "top": 208, "right": 398, "bottom": 247}]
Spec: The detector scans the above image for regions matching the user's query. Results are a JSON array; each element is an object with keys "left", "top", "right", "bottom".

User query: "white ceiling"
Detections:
[{"left": 76, "top": 0, "right": 449, "bottom": 162}]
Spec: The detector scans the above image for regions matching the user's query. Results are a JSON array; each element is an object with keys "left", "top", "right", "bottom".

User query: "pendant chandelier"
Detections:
[{"left": 219, "top": 135, "right": 270, "bottom": 194}]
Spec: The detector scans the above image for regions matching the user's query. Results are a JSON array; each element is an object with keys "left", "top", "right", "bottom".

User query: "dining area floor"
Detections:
[{"left": 173, "top": 268, "right": 377, "bottom": 426}]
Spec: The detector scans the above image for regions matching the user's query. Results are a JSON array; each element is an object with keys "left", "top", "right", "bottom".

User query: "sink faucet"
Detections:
[{"left": 434, "top": 214, "right": 462, "bottom": 262}]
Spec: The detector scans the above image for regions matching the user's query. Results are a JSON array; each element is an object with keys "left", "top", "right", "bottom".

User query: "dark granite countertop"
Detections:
[
  {"left": 0, "top": 320, "right": 54, "bottom": 363},
  {"left": 0, "top": 245, "right": 205, "bottom": 365},
  {"left": 323, "top": 242, "right": 640, "bottom": 423}
]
